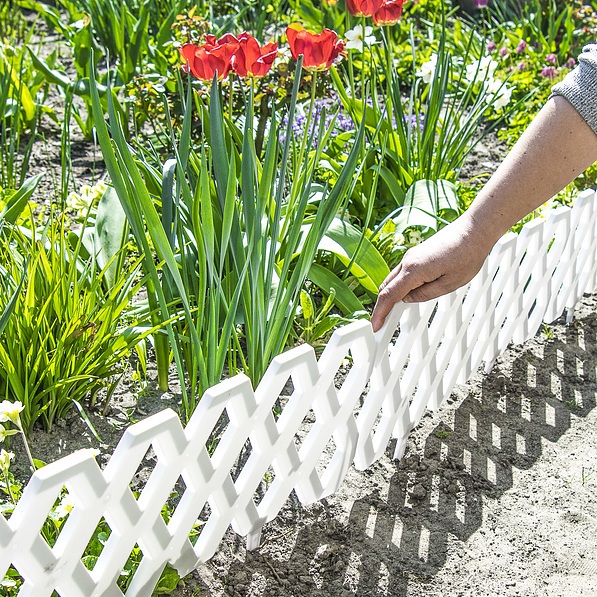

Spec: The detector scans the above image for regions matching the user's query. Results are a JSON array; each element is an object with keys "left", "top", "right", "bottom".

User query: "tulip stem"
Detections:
[
  {"left": 297, "top": 70, "right": 318, "bottom": 178},
  {"left": 228, "top": 72, "right": 234, "bottom": 117},
  {"left": 382, "top": 25, "right": 394, "bottom": 120}
]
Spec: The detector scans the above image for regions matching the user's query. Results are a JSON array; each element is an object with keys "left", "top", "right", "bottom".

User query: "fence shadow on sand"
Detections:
[{"left": 222, "top": 304, "right": 597, "bottom": 596}]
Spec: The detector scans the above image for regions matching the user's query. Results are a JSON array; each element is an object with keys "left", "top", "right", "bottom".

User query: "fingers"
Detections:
[
  {"left": 371, "top": 264, "right": 418, "bottom": 332},
  {"left": 402, "top": 276, "right": 450, "bottom": 303}
]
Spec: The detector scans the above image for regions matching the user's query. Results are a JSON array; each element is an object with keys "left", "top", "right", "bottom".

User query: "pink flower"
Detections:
[
  {"left": 515, "top": 40, "right": 527, "bottom": 54},
  {"left": 499, "top": 46, "right": 508, "bottom": 57},
  {"left": 486, "top": 41, "right": 496, "bottom": 52},
  {"left": 541, "top": 65, "right": 558, "bottom": 79},
  {"left": 545, "top": 53, "right": 557, "bottom": 64}
]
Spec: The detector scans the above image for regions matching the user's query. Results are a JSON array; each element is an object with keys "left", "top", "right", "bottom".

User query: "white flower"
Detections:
[
  {"left": 0, "top": 401, "right": 23, "bottom": 426},
  {"left": 0, "top": 449, "right": 14, "bottom": 473},
  {"left": 50, "top": 495, "right": 76, "bottom": 520},
  {"left": 1, "top": 577, "right": 17, "bottom": 588},
  {"left": 344, "top": 25, "right": 377, "bottom": 52},
  {"left": 465, "top": 56, "right": 498, "bottom": 83},
  {"left": 394, "top": 232, "right": 406, "bottom": 246},
  {"left": 406, "top": 229, "right": 423, "bottom": 246},
  {"left": 274, "top": 45, "right": 292, "bottom": 69},
  {"left": 485, "top": 77, "right": 512, "bottom": 109},
  {"left": 417, "top": 54, "right": 438, "bottom": 84},
  {"left": 66, "top": 182, "right": 107, "bottom": 213},
  {"left": 0, "top": 424, "right": 17, "bottom": 443}
]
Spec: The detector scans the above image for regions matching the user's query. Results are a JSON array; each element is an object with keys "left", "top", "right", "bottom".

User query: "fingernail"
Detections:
[{"left": 403, "top": 296, "right": 413, "bottom": 303}]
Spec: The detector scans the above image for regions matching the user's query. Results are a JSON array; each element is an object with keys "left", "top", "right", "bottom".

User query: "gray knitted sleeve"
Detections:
[{"left": 551, "top": 43, "right": 597, "bottom": 135}]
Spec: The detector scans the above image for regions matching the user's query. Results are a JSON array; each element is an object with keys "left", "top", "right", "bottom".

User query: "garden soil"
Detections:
[{"left": 15, "top": 104, "right": 597, "bottom": 594}]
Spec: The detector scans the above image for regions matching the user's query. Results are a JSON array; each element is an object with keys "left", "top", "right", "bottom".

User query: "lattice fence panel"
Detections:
[{"left": 1, "top": 190, "right": 596, "bottom": 596}]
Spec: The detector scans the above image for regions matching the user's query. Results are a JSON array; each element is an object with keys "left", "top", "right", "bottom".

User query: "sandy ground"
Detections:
[{"left": 170, "top": 294, "right": 597, "bottom": 597}]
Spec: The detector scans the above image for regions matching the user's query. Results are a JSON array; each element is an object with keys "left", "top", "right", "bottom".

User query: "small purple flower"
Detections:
[
  {"left": 475, "top": 0, "right": 489, "bottom": 7},
  {"left": 566, "top": 57, "right": 576, "bottom": 69},
  {"left": 517, "top": 61, "right": 526, "bottom": 71},
  {"left": 486, "top": 41, "right": 496, "bottom": 52},
  {"left": 515, "top": 40, "right": 527, "bottom": 54},
  {"left": 404, "top": 113, "right": 425, "bottom": 132},
  {"left": 545, "top": 53, "right": 557, "bottom": 64},
  {"left": 540, "top": 65, "right": 558, "bottom": 79},
  {"left": 499, "top": 46, "right": 508, "bottom": 57},
  {"left": 279, "top": 96, "right": 355, "bottom": 149}
]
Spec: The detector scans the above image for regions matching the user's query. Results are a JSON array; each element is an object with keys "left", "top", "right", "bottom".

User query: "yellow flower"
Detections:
[{"left": 50, "top": 495, "right": 76, "bottom": 520}]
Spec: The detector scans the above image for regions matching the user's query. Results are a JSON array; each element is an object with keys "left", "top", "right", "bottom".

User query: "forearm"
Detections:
[
  {"left": 461, "top": 95, "right": 597, "bottom": 249},
  {"left": 371, "top": 68, "right": 597, "bottom": 331}
]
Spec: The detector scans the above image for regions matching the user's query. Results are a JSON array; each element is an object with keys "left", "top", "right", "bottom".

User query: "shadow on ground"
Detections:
[{"left": 192, "top": 308, "right": 597, "bottom": 597}]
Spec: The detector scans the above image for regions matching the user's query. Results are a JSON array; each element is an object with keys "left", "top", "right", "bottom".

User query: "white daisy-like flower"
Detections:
[
  {"left": 50, "top": 495, "right": 76, "bottom": 520},
  {"left": 465, "top": 56, "right": 498, "bottom": 83},
  {"left": 344, "top": 25, "right": 377, "bottom": 52},
  {"left": 485, "top": 77, "right": 512, "bottom": 109},
  {"left": 1, "top": 577, "right": 17, "bottom": 588},
  {"left": 417, "top": 54, "right": 438, "bottom": 84}
]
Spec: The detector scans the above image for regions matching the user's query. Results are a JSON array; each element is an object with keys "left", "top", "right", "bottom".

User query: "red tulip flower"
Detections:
[
  {"left": 286, "top": 24, "right": 345, "bottom": 71},
  {"left": 180, "top": 33, "right": 239, "bottom": 81},
  {"left": 231, "top": 33, "right": 278, "bottom": 77},
  {"left": 373, "top": 0, "right": 404, "bottom": 25},
  {"left": 346, "top": 0, "right": 384, "bottom": 17}
]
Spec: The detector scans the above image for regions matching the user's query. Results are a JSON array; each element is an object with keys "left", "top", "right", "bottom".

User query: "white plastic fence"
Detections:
[{"left": 2, "top": 189, "right": 597, "bottom": 596}]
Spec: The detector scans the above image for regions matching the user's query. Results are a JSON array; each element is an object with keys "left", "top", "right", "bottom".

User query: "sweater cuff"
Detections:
[{"left": 551, "top": 43, "right": 597, "bottom": 136}]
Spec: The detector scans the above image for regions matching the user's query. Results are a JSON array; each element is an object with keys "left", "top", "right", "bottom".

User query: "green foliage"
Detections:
[
  {"left": 480, "top": 0, "right": 593, "bottom": 145},
  {"left": 90, "top": 56, "right": 372, "bottom": 416},
  {"left": 1, "top": 0, "right": 594, "bottom": 429},
  {"left": 0, "top": 37, "right": 47, "bottom": 189},
  {"left": 330, "top": 18, "right": 516, "bottom": 231},
  {"left": 0, "top": 191, "right": 143, "bottom": 434}
]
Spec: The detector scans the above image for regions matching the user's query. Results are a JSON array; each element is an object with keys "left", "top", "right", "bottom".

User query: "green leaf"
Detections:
[
  {"left": 394, "top": 179, "right": 459, "bottom": 234},
  {"left": 307, "top": 263, "right": 364, "bottom": 315},
  {"left": 93, "top": 186, "right": 128, "bottom": 288},
  {"left": 152, "top": 565, "right": 181, "bottom": 595},
  {"left": 28, "top": 47, "right": 108, "bottom": 97},
  {"left": 317, "top": 218, "right": 389, "bottom": 293},
  {"left": 300, "top": 289, "right": 314, "bottom": 320},
  {"left": 0, "top": 268, "right": 25, "bottom": 337},
  {"left": 0, "top": 174, "right": 43, "bottom": 224}
]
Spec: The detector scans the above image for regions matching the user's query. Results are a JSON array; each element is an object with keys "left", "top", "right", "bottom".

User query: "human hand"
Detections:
[{"left": 371, "top": 215, "right": 493, "bottom": 332}]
